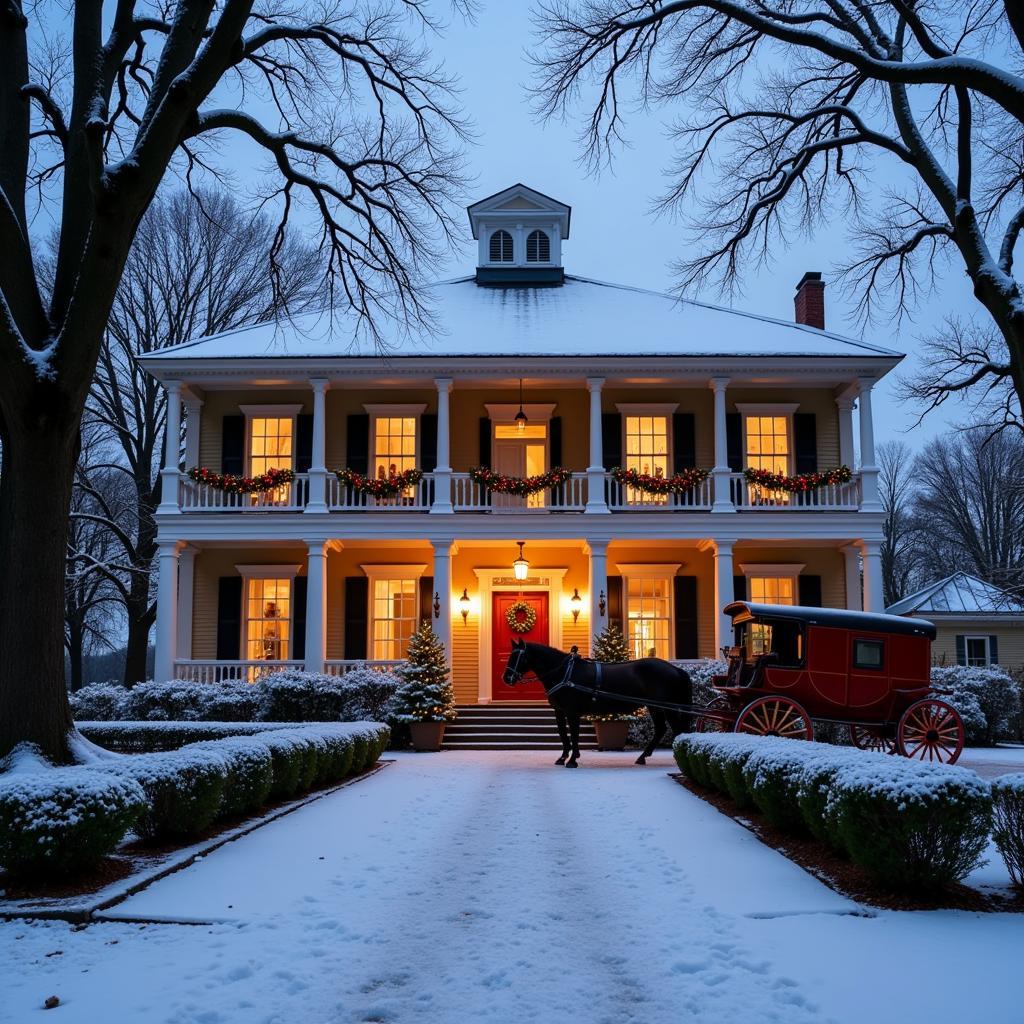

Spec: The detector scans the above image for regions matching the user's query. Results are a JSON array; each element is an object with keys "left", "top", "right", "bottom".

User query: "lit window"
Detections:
[
  {"left": 246, "top": 578, "right": 291, "bottom": 662},
  {"left": 626, "top": 578, "right": 671, "bottom": 660},
  {"left": 489, "top": 230, "right": 513, "bottom": 263},
  {"left": 249, "top": 417, "right": 294, "bottom": 477},
  {"left": 749, "top": 576, "right": 796, "bottom": 605},
  {"left": 745, "top": 415, "right": 790, "bottom": 474},
  {"left": 526, "top": 230, "right": 550, "bottom": 262},
  {"left": 624, "top": 415, "right": 669, "bottom": 504},
  {"left": 372, "top": 579, "right": 418, "bottom": 660},
  {"left": 964, "top": 636, "right": 991, "bottom": 667},
  {"left": 373, "top": 416, "right": 417, "bottom": 479},
  {"left": 493, "top": 422, "right": 548, "bottom": 508}
]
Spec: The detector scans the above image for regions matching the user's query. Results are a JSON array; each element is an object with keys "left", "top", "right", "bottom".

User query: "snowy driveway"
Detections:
[{"left": 3, "top": 750, "right": 1022, "bottom": 1023}]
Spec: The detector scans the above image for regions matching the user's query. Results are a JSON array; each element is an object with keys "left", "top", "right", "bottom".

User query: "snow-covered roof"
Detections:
[
  {"left": 886, "top": 573, "right": 1023, "bottom": 616},
  {"left": 139, "top": 275, "right": 902, "bottom": 365}
]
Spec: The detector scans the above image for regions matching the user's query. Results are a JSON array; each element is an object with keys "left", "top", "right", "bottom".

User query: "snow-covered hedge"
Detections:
[
  {"left": 992, "top": 774, "right": 1024, "bottom": 888},
  {"left": 674, "top": 734, "right": 992, "bottom": 890},
  {"left": 186, "top": 737, "right": 274, "bottom": 817},
  {"left": 77, "top": 720, "right": 304, "bottom": 752},
  {"left": 931, "top": 666, "right": 1021, "bottom": 746},
  {"left": 0, "top": 747, "right": 147, "bottom": 876}
]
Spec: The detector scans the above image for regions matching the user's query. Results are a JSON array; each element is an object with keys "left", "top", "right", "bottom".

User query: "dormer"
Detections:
[{"left": 467, "top": 183, "right": 571, "bottom": 287}]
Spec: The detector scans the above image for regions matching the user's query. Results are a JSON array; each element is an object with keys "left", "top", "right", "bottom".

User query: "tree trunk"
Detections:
[
  {"left": 122, "top": 486, "right": 158, "bottom": 686},
  {"left": 122, "top": 596, "right": 155, "bottom": 685},
  {"left": 66, "top": 614, "right": 84, "bottom": 693},
  {"left": 0, "top": 412, "right": 79, "bottom": 762}
]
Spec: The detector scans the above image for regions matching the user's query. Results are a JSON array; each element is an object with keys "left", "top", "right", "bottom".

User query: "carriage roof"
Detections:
[{"left": 724, "top": 602, "right": 937, "bottom": 640}]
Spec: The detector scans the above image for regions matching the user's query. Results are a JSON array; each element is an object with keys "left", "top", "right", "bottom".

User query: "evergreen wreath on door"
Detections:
[{"left": 505, "top": 600, "right": 537, "bottom": 634}]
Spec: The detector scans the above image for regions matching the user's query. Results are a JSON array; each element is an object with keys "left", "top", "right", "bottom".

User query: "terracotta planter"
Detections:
[
  {"left": 409, "top": 721, "right": 447, "bottom": 752},
  {"left": 593, "top": 720, "right": 630, "bottom": 751}
]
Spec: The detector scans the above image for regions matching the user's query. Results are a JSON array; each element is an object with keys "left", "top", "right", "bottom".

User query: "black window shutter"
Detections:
[
  {"left": 726, "top": 413, "right": 743, "bottom": 471},
  {"left": 673, "top": 576, "right": 699, "bottom": 659},
  {"left": 293, "top": 576, "right": 308, "bottom": 661},
  {"left": 989, "top": 635, "right": 999, "bottom": 665},
  {"left": 733, "top": 575, "right": 747, "bottom": 601},
  {"left": 343, "top": 576, "right": 369, "bottom": 660},
  {"left": 549, "top": 416, "right": 563, "bottom": 468},
  {"left": 799, "top": 574, "right": 822, "bottom": 607},
  {"left": 216, "top": 576, "right": 243, "bottom": 660},
  {"left": 346, "top": 414, "right": 370, "bottom": 474},
  {"left": 478, "top": 417, "right": 492, "bottom": 467},
  {"left": 419, "top": 576, "right": 434, "bottom": 628},
  {"left": 955, "top": 635, "right": 966, "bottom": 666},
  {"left": 601, "top": 412, "right": 622, "bottom": 469},
  {"left": 295, "top": 414, "right": 313, "bottom": 473},
  {"left": 673, "top": 413, "right": 696, "bottom": 472},
  {"left": 221, "top": 415, "right": 245, "bottom": 475},
  {"left": 794, "top": 413, "right": 818, "bottom": 474},
  {"left": 606, "top": 575, "right": 624, "bottom": 632},
  {"left": 420, "top": 413, "right": 438, "bottom": 471}
]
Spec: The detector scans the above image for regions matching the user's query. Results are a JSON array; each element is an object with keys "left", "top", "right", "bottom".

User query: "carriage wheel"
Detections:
[
  {"left": 734, "top": 696, "right": 813, "bottom": 741},
  {"left": 694, "top": 696, "right": 731, "bottom": 733},
  {"left": 896, "top": 699, "right": 964, "bottom": 764},
  {"left": 849, "top": 724, "right": 896, "bottom": 754}
]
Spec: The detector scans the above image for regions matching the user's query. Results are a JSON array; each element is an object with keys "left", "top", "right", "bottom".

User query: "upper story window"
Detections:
[
  {"left": 526, "top": 229, "right": 550, "bottom": 262},
  {"left": 489, "top": 229, "right": 513, "bottom": 263},
  {"left": 373, "top": 416, "right": 417, "bottom": 479},
  {"left": 247, "top": 414, "right": 295, "bottom": 477},
  {"left": 618, "top": 404, "right": 677, "bottom": 505},
  {"left": 745, "top": 415, "right": 790, "bottom": 475}
]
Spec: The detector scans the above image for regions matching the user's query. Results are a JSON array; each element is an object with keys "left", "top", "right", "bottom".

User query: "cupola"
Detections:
[{"left": 467, "top": 183, "right": 571, "bottom": 287}]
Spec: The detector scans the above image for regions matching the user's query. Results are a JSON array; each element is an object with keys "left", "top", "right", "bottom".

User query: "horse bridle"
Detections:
[{"left": 505, "top": 644, "right": 575, "bottom": 687}]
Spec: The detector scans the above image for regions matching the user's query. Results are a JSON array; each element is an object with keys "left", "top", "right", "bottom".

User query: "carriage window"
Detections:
[
  {"left": 853, "top": 639, "right": 884, "bottom": 670},
  {"left": 739, "top": 620, "right": 802, "bottom": 664}
]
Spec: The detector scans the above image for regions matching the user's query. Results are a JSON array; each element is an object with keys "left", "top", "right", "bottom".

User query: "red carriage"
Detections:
[{"left": 696, "top": 602, "right": 965, "bottom": 763}]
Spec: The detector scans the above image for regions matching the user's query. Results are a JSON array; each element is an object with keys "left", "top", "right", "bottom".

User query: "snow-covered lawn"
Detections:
[{"left": 3, "top": 750, "right": 1022, "bottom": 1024}]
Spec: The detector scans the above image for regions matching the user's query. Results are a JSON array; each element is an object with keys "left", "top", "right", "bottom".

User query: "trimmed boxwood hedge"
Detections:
[{"left": 992, "top": 774, "right": 1024, "bottom": 888}]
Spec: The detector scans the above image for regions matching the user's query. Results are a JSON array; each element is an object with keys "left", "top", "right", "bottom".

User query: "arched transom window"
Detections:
[
  {"left": 526, "top": 229, "right": 550, "bottom": 263},
  {"left": 489, "top": 229, "right": 513, "bottom": 263}
]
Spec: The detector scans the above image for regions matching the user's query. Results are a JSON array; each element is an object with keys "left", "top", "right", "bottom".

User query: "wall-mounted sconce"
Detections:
[
  {"left": 570, "top": 587, "right": 582, "bottom": 624},
  {"left": 433, "top": 591, "right": 441, "bottom": 619},
  {"left": 598, "top": 589, "right": 606, "bottom": 617},
  {"left": 459, "top": 588, "right": 471, "bottom": 625}
]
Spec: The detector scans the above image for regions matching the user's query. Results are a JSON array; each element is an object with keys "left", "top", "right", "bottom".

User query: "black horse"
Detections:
[{"left": 502, "top": 639, "right": 693, "bottom": 767}]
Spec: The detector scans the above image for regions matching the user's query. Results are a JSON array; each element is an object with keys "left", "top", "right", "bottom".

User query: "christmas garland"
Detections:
[
  {"left": 469, "top": 466, "right": 572, "bottom": 496},
  {"left": 505, "top": 600, "right": 537, "bottom": 634},
  {"left": 334, "top": 467, "right": 423, "bottom": 498},
  {"left": 611, "top": 466, "right": 710, "bottom": 495},
  {"left": 187, "top": 466, "right": 294, "bottom": 494},
  {"left": 743, "top": 465, "right": 852, "bottom": 493}
]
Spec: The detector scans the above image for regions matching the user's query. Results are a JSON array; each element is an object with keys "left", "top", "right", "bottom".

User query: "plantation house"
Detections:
[{"left": 142, "top": 184, "right": 899, "bottom": 703}]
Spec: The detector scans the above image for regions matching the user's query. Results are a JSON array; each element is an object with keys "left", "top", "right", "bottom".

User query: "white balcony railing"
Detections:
[
  {"left": 174, "top": 659, "right": 305, "bottom": 683},
  {"left": 327, "top": 473, "right": 434, "bottom": 511},
  {"left": 728, "top": 472, "right": 861, "bottom": 510},
  {"left": 605, "top": 474, "right": 713, "bottom": 511},
  {"left": 179, "top": 474, "right": 309, "bottom": 511},
  {"left": 451, "top": 472, "right": 587, "bottom": 512}
]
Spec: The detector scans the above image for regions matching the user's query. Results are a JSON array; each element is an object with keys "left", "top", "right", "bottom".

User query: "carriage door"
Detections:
[{"left": 492, "top": 592, "right": 549, "bottom": 700}]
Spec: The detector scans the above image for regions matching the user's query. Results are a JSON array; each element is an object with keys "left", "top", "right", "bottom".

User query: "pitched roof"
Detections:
[
  {"left": 886, "top": 572, "right": 1022, "bottom": 616},
  {"left": 138, "top": 275, "right": 902, "bottom": 364}
]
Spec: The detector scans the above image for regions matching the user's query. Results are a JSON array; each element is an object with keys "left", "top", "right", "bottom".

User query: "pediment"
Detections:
[{"left": 467, "top": 183, "right": 571, "bottom": 238}]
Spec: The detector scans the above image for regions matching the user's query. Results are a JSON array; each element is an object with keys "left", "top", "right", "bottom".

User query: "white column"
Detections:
[
  {"left": 183, "top": 395, "right": 203, "bottom": 470},
  {"left": 836, "top": 395, "right": 855, "bottom": 468},
  {"left": 586, "top": 540, "right": 609, "bottom": 643},
  {"left": 431, "top": 378, "right": 454, "bottom": 513},
  {"left": 710, "top": 377, "right": 735, "bottom": 512},
  {"left": 841, "top": 544, "right": 862, "bottom": 611},
  {"left": 303, "top": 378, "right": 329, "bottom": 513},
  {"left": 585, "top": 377, "right": 609, "bottom": 513},
  {"left": 176, "top": 545, "right": 197, "bottom": 661},
  {"left": 304, "top": 540, "right": 328, "bottom": 671},
  {"left": 714, "top": 539, "right": 736, "bottom": 654},
  {"left": 432, "top": 540, "right": 454, "bottom": 661},
  {"left": 158, "top": 380, "right": 183, "bottom": 514},
  {"left": 861, "top": 539, "right": 885, "bottom": 612},
  {"left": 153, "top": 540, "right": 180, "bottom": 681},
  {"left": 858, "top": 377, "right": 881, "bottom": 511}
]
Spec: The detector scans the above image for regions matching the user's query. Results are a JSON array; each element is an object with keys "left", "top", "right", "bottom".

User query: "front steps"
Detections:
[{"left": 443, "top": 705, "right": 599, "bottom": 751}]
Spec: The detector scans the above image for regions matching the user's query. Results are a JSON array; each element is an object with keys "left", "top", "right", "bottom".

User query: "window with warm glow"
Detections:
[
  {"left": 626, "top": 577, "right": 671, "bottom": 659},
  {"left": 745, "top": 415, "right": 790, "bottom": 474},
  {"left": 373, "top": 416, "right": 417, "bottom": 479},
  {"left": 747, "top": 576, "right": 796, "bottom": 655},
  {"left": 372, "top": 578, "right": 418, "bottom": 659},
  {"left": 493, "top": 422, "right": 547, "bottom": 507},
  {"left": 625, "top": 415, "right": 669, "bottom": 504},
  {"left": 245, "top": 578, "right": 291, "bottom": 661},
  {"left": 249, "top": 417, "right": 294, "bottom": 477}
]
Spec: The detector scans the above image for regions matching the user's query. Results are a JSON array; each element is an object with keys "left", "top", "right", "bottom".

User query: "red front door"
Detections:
[{"left": 492, "top": 591, "right": 549, "bottom": 701}]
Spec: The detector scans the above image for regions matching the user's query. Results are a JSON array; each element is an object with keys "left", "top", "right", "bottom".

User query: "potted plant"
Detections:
[
  {"left": 586, "top": 622, "right": 638, "bottom": 750},
  {"left": 392, "top": 621, "right": 457, "bottom": 751}
]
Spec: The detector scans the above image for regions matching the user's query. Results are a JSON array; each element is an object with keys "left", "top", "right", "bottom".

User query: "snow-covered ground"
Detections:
[{"left": 2, "top": 750, "right": 1022, "bottom": 1024}]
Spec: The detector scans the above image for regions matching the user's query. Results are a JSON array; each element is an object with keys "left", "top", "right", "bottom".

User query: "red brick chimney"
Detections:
[{"left": 794, "top": 271, "right": 825, "bottom": 329}]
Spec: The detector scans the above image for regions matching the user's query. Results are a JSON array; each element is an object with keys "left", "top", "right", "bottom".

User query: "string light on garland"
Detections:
[
  {"left": 335, "top": 467, "right": 423, "bottom": 498},
  {"left": 469, "top": 466, "right": 571, "bottom": 496},
  {"left": 742, "top": 465, "right": 852, "bottom": 493},
  {"left": 187, "top": 466, "right": 294, "bottom": 495},
  {"left": 611, "top": 466, "right": 709, "bottom": 495}
]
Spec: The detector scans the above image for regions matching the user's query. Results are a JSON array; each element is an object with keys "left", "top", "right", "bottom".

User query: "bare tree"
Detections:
[
  {"left": 877, "top": 439, "right": 920, "bottom": 606},
  {"left": 0, "top": 1, "right": 468, "bottom": 761},
  {"left": 533, "top": 2, "right": 1024, "bottom": 429},
  {"left": 92, "top": 188, "right": 321, "bottom": 686}
]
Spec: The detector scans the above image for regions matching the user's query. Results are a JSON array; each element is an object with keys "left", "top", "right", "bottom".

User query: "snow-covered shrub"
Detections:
[
  {"left": 69, "top": 682, "right": 131, "bottom": 721},
  {"left": 105, "top": 751, "right": 227, "bottom": 841},
  {"left": 186, "top": 738, "right": 273, "bottom": 818},
  {"left": 795, "top": 750, "right": 873, "bottom": 846},
  {"left": 992, "top": 774, "right": 1024, "bottom": 888},
  {"left": 256, "top": 672, "right": 344, "bottom": 722},
  {"left": 827, "top": 761, "right": 992, "bottom": 890},
  {"left": 0, "top": 748, "right": 146, "bottom": 876},
  {"left": 77, "top": 720, "right": 300, "bottom": 752},
  {"left": 741, "top": 741, "right": 816, "bottom": 832},
  {"left": 251, "top": 731, "right": 308, "bottom": 799},
  {"left": 705, "top": 735, "right": 763, "bottom": 807},
  {"left": 931, "top": 666, "right": 1021, "bottom": 746},
  {"left": 314, "top": 733, "right": 355, "bottom": 784},
  {"left": 687, "top": 659, "right": 729, "bottom": 707},
  {"left": 333, "top": 667, "right": 401, "bottom": 722}
]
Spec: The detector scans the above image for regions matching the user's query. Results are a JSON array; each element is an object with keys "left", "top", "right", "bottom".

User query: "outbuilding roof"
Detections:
[{"left": 886, "top": 573, "right": 1022, "bottom": 616}]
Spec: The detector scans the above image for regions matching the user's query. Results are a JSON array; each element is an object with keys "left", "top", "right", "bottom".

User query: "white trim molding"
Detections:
[
  {"left": 738, "top": 562, "right": 807, "bottom": 578},
  {"left": 484, "top": 403, "right": 557, "bottom": 423},
  {"left": 235, "top": 563, "right": 303, "bottom": 579},
  {"left": 359, "top": 563, "right": 429, "bottom": 580}
]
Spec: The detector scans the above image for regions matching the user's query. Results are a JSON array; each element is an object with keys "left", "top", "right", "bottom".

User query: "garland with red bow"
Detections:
[
  {"left": 187, "top": 466, "right": 294, "bottom": 494},
  {"left": 743, "top": 465, "right": 852, "bottom": 492},
  {"left": 335, "top": 467, "right": 423, "bottom": 498},
  {"left": 469, "top": 466, "right": 572, "bottom": 496},
  {"left": 611, "top": 466, "right": 710, "bottom": 495}
]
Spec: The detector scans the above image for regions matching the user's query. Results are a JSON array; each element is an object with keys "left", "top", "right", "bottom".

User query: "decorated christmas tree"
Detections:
[
  {"left": 591, "top": 622, "right": 631, "bottom": 663},
  {"left": 392, "top": 620, "right": 457, "bottom": 722}
]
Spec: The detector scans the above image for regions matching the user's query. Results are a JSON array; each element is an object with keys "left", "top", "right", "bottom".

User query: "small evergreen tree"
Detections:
[
  {"left": 392, "top": 621, "right": 457, "bottom": 722},
  {"left": 592, "top": 622, "right": 631, "bottom": 663}
]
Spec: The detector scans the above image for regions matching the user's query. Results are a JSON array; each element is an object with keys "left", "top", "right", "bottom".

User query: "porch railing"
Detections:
[
  {"left": 605, "top": 474, "right": 713, "bottom": 511},
  {"left": 327, "top": 473, "right": 434, "bottom": 511},
  {"left": 179, "top": 473, "right": 309, "bottom": 511},
  {"left": 728, "top": 472, "right": 861, "bottom": 510},
  {"left": 173, "top": 659, "right": 305, "bottom": 683},
  {"left": 450, "top": 471, "right": 587, "bottom": 512}
]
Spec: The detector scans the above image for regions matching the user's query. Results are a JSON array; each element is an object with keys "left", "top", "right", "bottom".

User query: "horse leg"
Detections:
[
  {"left": 566, "top": 714, "right": 581, "bottom": 768},
  {"left": 554, "top": 709, "right": 570, "bottom": 765},
  {"left": 636, "top": 708, "right": 667, "bottom": 765}
]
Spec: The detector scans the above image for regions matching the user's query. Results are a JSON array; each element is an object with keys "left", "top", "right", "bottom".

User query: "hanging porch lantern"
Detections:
[{"left": 512, "top": 541, "right": 529, "bottom": 581}]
